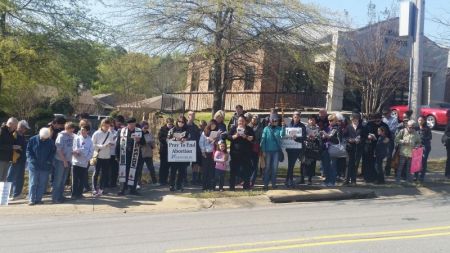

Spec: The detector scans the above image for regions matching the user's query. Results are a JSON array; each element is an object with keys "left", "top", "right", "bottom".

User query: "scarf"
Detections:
[{"left": 119, "top": 127, "right": 142, "bottom": 186}]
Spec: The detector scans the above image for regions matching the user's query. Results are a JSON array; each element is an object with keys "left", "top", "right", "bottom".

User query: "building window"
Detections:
[
  {"left": 191, "top": 70, "right": 200, "bottom": 91},
  {"left": 282, "top": 69, "right": 312, "bottom": 92},
  {"left": 208, "top": 68, "right": 215, "bottom": 91},
  {"left": 244, "top": 66, "right": 255, "bottom": 90}
]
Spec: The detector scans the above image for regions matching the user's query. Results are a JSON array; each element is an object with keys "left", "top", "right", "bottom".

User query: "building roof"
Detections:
[{"left": 117, "top": 95, "right": 185, "bottom": 111}]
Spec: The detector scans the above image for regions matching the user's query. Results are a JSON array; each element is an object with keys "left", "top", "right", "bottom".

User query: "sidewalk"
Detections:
[{"left": 1, "top": 171, "right": 449, "bottom": 216}]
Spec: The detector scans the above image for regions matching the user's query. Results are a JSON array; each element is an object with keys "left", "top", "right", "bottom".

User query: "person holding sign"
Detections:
[
  {"left": 394, "top": 120, "right": 421, "bottom": 184},
  {"left": 282, "top": 111, "right": 306, "bottom": 187},
  {"left": 199, "top": 119, "right": 221, "bottom": 191},
  {"left": 167, "top": 115, "right": 190, "bottom": 191},
  {"left": 260, "top": 114, "right": 283, "bottom": 190},
  {"left": 228, "top": 115, "right": 254, "bottom": 191},
  {"left": 26, "top": 128, "right": 56, "bottom": 205},
  {"left": 115, "top": 118, "right": 145, "bottom": 196}
]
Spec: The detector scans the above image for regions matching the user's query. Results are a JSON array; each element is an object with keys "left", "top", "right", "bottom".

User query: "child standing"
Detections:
[
  {"left": 214, "top": 141, "right": 229, "bottom": 191},
  {"left": 375, "top": 126, "right": 390, "bottom": 184}
]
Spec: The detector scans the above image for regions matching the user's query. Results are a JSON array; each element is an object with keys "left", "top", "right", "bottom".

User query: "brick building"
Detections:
[{"left": 169, "top": 47, "right": 328, "bottom": 111}]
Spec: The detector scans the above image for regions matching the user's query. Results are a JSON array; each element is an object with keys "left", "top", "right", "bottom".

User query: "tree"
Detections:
[
  {"left": 342, "top": 18, "right": 408, "bottom": 113},
  {"left": 94, "top": 53, "right": 186, "bottom": 103},
  {"left": 0, "top": 0, "right": 112, "bottom": 93},
  {"left": 118, "top": 0, "right": 329, "bottom": 114}
]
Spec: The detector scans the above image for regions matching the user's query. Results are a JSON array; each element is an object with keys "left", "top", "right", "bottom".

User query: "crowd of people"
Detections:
[{"left": 1, "top": 104, "right": 449, "bottom": 206}]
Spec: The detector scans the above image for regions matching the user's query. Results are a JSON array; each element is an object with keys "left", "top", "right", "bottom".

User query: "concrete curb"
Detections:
[{"left": 267, "top": 188, "right": 377, "bottom": 203}]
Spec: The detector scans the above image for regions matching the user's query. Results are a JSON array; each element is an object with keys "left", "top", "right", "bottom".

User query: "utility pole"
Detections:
[{"left": 410, "top": 0, "right": 425, "bottom": 120}]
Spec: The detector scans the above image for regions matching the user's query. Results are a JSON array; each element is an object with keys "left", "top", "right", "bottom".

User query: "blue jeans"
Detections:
[
  {"left": 264, "top": 151, "right": 279, "bottom": 187},
  {"left": 321, "top": 151, "right": 333, "bottom": 185},
  {"left": 7, "top": 162, "right": 26, "bottom": 197},
  {"left": 327, "top": 157, "right": 337, "bottom": 186},
  {"left": 52, "top": 160, "right": 70, "bottom": 202},
  {"left": 29, "top": 169, "right": 50, "bottom": 203}
]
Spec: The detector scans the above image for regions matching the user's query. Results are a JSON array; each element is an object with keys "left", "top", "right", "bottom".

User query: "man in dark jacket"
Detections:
[
  {"left": 362, "top": 113, "right": 391, "bottom": 183},
  {"left": 7, "top": 120, "right": 30, "bottom": 199},
  {"left": 186, "top": 111, "right": 202, "bottom": 185},
  {"left": 227, "top": 105, "right": 246, "bottom": 131},
  {"left": 158, "top": 118, "right": 174, "bottom": 185},
  {"left": 0, "top": 118, "right": 18, "bottom": 181}
]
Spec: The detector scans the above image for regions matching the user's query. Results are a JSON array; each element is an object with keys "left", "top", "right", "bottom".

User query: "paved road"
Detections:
[{"left": 2, "top": 195, "right": 450, "bottom": 253}]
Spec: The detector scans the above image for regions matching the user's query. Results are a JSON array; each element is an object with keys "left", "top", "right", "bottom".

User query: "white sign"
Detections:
[
  {"left": 281, "top": 127, "right": 302, "bottom": 149},
  {"left": 168, "top": 140, "right": 197, "bottom": 162},
  {"left": 0, "top": 182, "right": 12, "bottom": 206}
]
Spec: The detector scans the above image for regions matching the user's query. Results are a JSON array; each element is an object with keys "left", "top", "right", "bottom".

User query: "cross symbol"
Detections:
[{"left": 275, "top": 97, "right": 289, "bottom": 119}]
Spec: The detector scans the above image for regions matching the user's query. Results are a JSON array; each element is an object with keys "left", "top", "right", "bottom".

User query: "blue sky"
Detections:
[
  {"left": 90, "top": 0, "right": 450, "bottom": 47},
  {"left": 303, "top": 0, "right": 450, "bottom": 46}
]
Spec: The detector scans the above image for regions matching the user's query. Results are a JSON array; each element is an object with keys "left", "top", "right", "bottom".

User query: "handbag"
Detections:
[
  {"left": 90, "top": 132, "right": 110, "bottom": 166},
  {"left": 328, "top": 135, "right": 347, "bottom": 158},
  {"left": 391, "top": 147, "right": 400, "bottom": 169}
]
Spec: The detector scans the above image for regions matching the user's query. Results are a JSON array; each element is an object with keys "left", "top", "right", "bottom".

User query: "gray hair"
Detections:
[
  {"left": 39, "top": 128, "right": 51, "bottom": 139},
  {"left": 6, "top": 117, "right": 18, "bottom": 127},
  {"left": 407, "top": 120, "right": 416, "bottom": 127}
]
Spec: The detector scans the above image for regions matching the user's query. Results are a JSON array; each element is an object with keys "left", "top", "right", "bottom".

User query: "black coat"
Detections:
[{"left": 0, "top": 125, "right": 14, "bottom": 162}]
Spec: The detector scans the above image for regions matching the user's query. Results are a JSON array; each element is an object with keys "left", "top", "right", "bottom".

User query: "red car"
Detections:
[{"left": 390, "top": 102, "right": 450, "bottom": 129}]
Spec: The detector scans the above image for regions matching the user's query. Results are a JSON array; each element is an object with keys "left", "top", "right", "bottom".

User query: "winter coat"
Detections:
[{"left": 26, "top": 135, "right": 56, "bottom": 171}]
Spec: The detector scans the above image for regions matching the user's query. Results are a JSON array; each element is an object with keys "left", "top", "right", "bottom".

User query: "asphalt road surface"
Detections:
[{"left": 2, "top": 195, "right": 450, "bottom": 253}]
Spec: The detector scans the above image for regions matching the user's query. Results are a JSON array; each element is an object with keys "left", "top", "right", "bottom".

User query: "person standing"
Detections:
[
  {"left": 26, "top": 128, "right": 56, "bottom": 205},
  {"left": 362, "top": 113, "right": 390, "bottom": 183},
  {"left": 199, "top": 119, "right": 220, "bottom": 191},
  {"left": 167, "top": 115, "right": 190, "bottom": 191},
  {"left": 415, "top": 116, "right": 432, "bottom": 182},
  {"left": 382, "top": 108, "right": 399, "bottom": 176},
  {"left": 116, "top": 118, "right": 145, "bottom": 195},
  {"left": 228, "top": 105, "right": 246, "bottom": 130},
  {"left": 214, "top": 110, "right": 228, "bottom": 140},
  {"left": 228, "top": 115, "right": 254, "bottom": 191},
  {"left": 261, "top": 114, "right": 283, "bottom": 190},
  {"left": 344, "top": 113, "right": 363, "bottom": 186},
  {"left": 109, "top": 120, "right": 119, "bottom": 188},
  {"left": 186, "top": 111, "right": 201, "bottom": 185},
  {"left": 395, "top": 120, "right": 421, "bottom": 184},
  {"left": 71, "top": 125, "right": 94, "bottom": 199},
  {"left": 283, "top": 111, "right": 306, "bottom": 187},
  {"left": 374, "top": 126, "right": 390, "bottom": 184},
  {"left": 303, "top": 115, "right": 321, "bottom": 185},
  {"left": 214, "top": 141, "right": 229, "bottom": 191},
  {"left": 7, "top": 120, "right": 30, "bottom": 199},
  {"left": 248, "top": 114, "right": 263, "bottom": 187},
  {"left": 443, "top": 123, "right": 450, "bottom": 179},
  {"left": 92, "top": 119, "right": 114, "bottom": 196},
  {"left": 158, "top": 118, "right": 174, "bottom": 186},
  {"left": 52, "top": 122, "right": 75, "bottom": 203},
  {"left": 323, "top": 114, "right": 342, "bottom": 187},
  {"left": 0, "top": 118, "right": 18, "bottom": 181},
  {"left": 139, "top": 121, "right": 157, "bottom": 184}
]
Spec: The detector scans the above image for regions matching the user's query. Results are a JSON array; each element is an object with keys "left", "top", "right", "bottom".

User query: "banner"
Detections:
[
  {"left": 281, "top": 127, "right": 302, "bottom": 149},
  {"left": 168, "top": 140, "right": 197, "bottom": 162},
  {"left": 410, "top": 147, "right": 424, "bottom": 174},
  {"left": 0, "top": 182, "right": 12, "bottom": 206}
]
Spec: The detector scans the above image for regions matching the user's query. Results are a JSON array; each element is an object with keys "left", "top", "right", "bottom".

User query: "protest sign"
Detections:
[
  {"left": 168, "top": 140, "right": 197, "bottom": 162},
  {"left": 0, "top": 182, "right": 11, "bottom": 206},
  {"left": 281, "top": 127, "right": 302, "bottom": 149}
]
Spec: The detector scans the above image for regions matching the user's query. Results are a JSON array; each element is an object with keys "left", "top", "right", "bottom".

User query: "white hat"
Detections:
[{"left": 18, "top": 120, "right": 30, "bottom": 129}]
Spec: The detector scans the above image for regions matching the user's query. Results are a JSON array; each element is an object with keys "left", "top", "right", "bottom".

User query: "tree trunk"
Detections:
[{"left": 211, "top": 57, "right": 224, "bottom": 116}]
